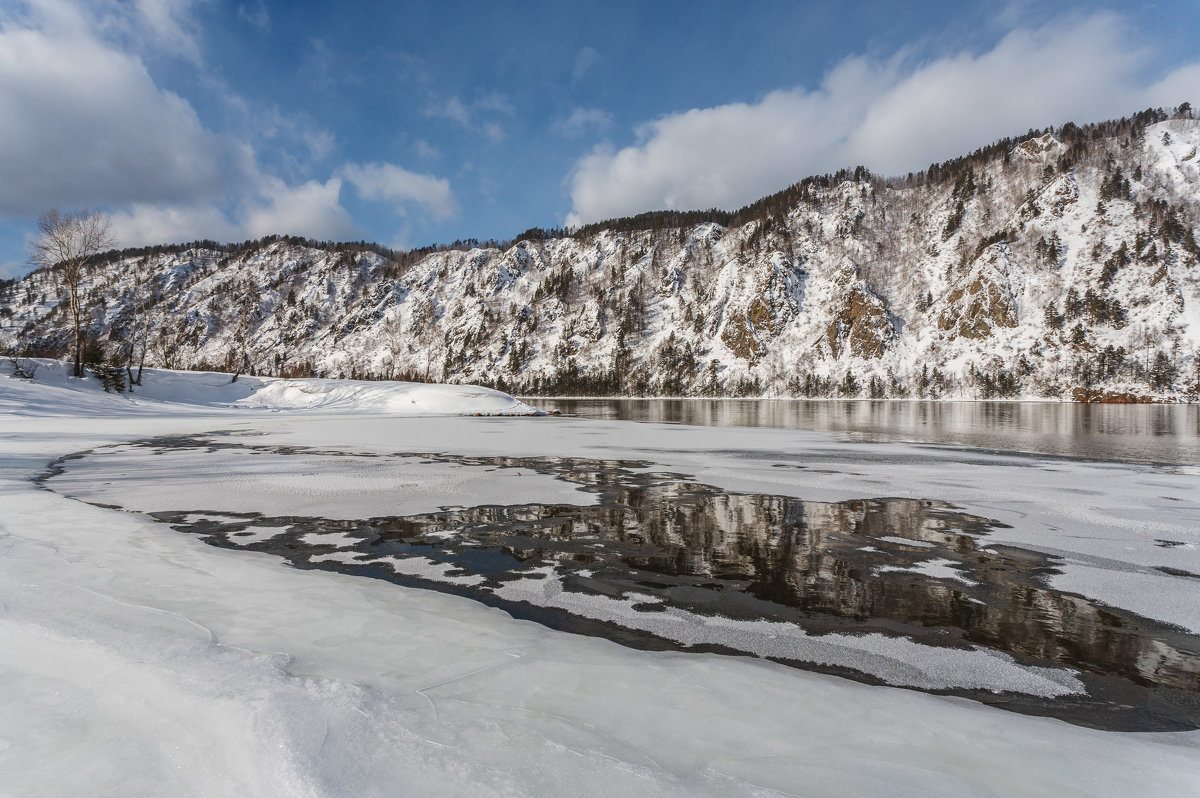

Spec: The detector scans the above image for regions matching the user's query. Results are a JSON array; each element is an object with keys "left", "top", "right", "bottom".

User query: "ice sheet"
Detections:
[{"left": 47, "top": 446, "right": 594, "bottom": 518}]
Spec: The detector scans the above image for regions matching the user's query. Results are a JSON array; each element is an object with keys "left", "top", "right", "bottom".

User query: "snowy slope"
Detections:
[
  {"left": 0, "top": 359, "right": 539, "bottom": 416},
  {"left": 3, "top": 113, "right": 1198, "bottom": 399}
]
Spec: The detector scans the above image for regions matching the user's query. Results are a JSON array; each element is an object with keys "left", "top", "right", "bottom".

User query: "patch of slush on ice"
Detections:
[
  {"left": 876, "top": 558, "right": 979, "bottom": 586},
  {"left": 493, "top": 567, "right": 1081, "bottom": 696},
  {"left": 47, "top": 447, "right": 594, "bottom": 519}
]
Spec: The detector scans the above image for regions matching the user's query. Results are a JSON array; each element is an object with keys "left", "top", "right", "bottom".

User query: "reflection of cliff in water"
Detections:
[
  {"left": 542, "top": 398, "right": 1200, "bottom": 465},
  {"left": 368, "top": 477, "right": 1198, "bottom": 695}
]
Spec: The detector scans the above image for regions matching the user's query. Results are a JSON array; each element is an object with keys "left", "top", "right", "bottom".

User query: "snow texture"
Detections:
[
  {"left": 1, "top": 367, "right": 1199, "bottom": 797},
  {"left": 49, "top": 447, "right": 592, "bottom": 519}
]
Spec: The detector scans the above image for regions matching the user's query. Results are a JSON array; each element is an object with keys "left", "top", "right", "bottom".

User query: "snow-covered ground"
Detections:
[{"left": 2, "top": 366, "right": 1199, "bottom": 797}]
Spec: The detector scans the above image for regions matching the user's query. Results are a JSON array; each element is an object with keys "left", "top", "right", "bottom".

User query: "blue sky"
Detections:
[{"left": 1, "top": 0, "right": 1198, "bottom": 276}]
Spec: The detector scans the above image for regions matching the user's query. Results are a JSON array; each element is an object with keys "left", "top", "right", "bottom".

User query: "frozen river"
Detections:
[
  {"left": 43, "top": 429, "right": 1200, "bottom": 731},
  {"left": 3, "top": 368, "right": 1200, "bottom": 797}
]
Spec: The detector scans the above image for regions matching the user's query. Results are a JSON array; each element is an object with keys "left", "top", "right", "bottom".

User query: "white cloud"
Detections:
[
  {"left": 237, "top": 0, "right": 270, "bottom": 31},
  {"left": 129, "top": 0, "right": 202, "bottom": 64},
  {"left": 572, "top": 46, "right": 599, "bottom": 83},
  {"left": 1145, "top": 63, "right": 1200, "bottom": 110},
  {"left": 242, "top": 177, "right": 359, "bottom": 240},
  {"left": 0, "top": 0, "right": 460, "bottom": 250},
  {"left": 566, "top": 14, "right": 1200, "bottom": 226},
  {"left": 109, "top": 202, "right": 239, "bottom": 247},
  {"left": 339, "top": 162, "right": 456, "bottom": 220},
  {"left": 0, "top": 3, "right": 252, "bottom": 216},
  {"left": 109, "top": 177, "right": 362, "bottom": 247},
  {"left": 553, "top": 107, "right": 613, "bottom": 138},
  {"left": 217, "top": 94, "right": 337, "bottom": 176},
  {"left": 427, "top": 96, "right": 472, "bottom": 127},
  {"left": 413, "top": 139, "right": 439, "bottom": 159},
  {"left": 843, "top": 18, "right": 1148, "bottom": 174},
  {"left": 475, "top": 92, "right": 514, "bottom": 116},
  {"left": 41, "top": 0, "right": 206, "bottom": 65},
  {"left": 425, "top": 92, "right": 514, "bottom": 139},
  {"left": 483, "top": 122, "right": 505, "bottom": 142}
]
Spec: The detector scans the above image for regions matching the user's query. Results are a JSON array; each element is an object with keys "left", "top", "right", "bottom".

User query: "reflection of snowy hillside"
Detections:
[{"left": 4, "top": 114, "right": 1200, "bottom": 400}]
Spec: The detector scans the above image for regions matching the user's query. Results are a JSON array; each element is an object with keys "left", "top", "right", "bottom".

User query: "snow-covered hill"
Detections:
[{"left": 3, "top": 112, "right": 1199, "bottom": 400}]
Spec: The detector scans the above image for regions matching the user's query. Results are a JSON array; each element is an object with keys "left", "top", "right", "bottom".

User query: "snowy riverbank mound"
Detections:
[{"left": 0, "top": 359, "right": 539, "bottom": 416}]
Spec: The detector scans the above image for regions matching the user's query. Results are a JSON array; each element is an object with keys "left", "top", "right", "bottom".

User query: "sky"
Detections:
[{"left": 1, "top": 0, "right": 1198, "bottom": 277}]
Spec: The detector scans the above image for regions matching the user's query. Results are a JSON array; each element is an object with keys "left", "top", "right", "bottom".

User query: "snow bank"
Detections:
[{"left": 1, "top": 359, "right": 539, "bottom": 416}]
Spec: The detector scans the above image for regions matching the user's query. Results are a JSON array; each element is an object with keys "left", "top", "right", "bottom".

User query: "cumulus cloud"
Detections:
[
  {"left": 566, "top": 14, "right": 1200, "bottom": 226},
  {"left": 0, "top": 0, "right": 459, "bottom": 250},
  {"left": 109, "top": 162, "right": 458, "bottom": 248},
  {"left": 242, "top": 177, "right": 359, "bottom": 240},
  {"left": 108, "top": 203, "right": 240, "bottom": 247},
  {"left": 339, "top": 162, "right": 457, "bottom": 220},
  {"left": 109, "top": 177, "right": 363, "bottom": 246},
  {"left": 553, "top": 107, "right": 614, "bottom": 138},
  {"left": 0, "top": 3, "right": 252, "bottom": 215}
]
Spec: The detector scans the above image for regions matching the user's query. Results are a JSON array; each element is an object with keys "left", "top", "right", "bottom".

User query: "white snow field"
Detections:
[{"left": 1, "top": 365, "right": 1199, "bottom": 797}]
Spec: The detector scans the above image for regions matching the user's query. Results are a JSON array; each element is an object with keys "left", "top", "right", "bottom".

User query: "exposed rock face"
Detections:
[
  {"left": 721, "top": 298, "right": 774, "bottom": 364},
  {"left": 937, "top": 246, "right": 1018, "bottom": 340},
  {"left": 3, "top": 114, "right": 1199, "bottom": 399},
  {"left": 827, "top": 279, "right": 894, "bottom": 359}
]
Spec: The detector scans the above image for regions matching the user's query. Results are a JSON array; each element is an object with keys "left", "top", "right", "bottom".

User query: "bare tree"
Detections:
[
  {"left": 382, "top": 312, "right": 407, "bottom": 378},
  {"left": 149, "top": 325, "right": 181, "bottom": 371},
  {"left": 226, "top": 278, "right": 257, "bottom": 382},
  {"left": 4, "top": 347, "right": 39, "bottom": 379},
  {"left": 31, "top": 209, "right": 115, "bottom": 377},
  {"left": 124, "top": 256, "right": 158, "bottom": 387}
]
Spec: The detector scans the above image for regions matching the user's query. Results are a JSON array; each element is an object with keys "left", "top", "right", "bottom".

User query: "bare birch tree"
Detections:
[{"left": 31, "top": 209, "right": 115, "bottom": 377}]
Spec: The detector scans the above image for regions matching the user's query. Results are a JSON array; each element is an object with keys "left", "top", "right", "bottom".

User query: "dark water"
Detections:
[
  {"left": 42, "top": 436, "right": 1200, "bottom": 732},
  {"left": 532, "top": 399, "right": 1200, "bottom": 465}
]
